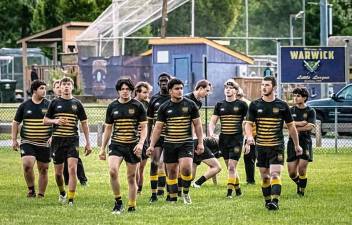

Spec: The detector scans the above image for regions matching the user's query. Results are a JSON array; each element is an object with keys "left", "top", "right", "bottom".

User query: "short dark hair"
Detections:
[
  {"left": 30, "top": 80, "right": 46, "bottom": 94},
  {"left": 167, "top": 78, "right": 183, "bottom": 90},
  {"left": 158, "top": 72, "right": 171, "bottom": 81},
  {"left": 52, "top": 80, "right": 60, "bottom": 87},
  {"left": 60, "top": 77, "right": 74, "bottom": 86},
  {"left": 263, "top": 76, "right": 277, "bottom": 87},
  {"left": 195, "top": 79, "right": 211, "bottom": 90},
  {"left": 135, "top": 81, "right": 152, "bottom": 93},
  {"left": 115, "top": 78, "right": 135, "bottom": 91},
  {"left": 293, "top": 87, "right": 309, "bottom": 102}
]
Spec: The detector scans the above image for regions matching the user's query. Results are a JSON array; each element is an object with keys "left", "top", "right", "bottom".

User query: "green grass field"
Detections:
[{"left": 0, "top": 148, "right": 351, "bottom": 225}]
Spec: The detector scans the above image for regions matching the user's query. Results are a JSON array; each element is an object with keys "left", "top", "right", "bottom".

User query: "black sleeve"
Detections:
[
  {"left": 213, "top": 102, "right": 220, "bottom": 116},
  {"left": 77, "top": 101, "right": 88, "bottom": 121},
  {"left": 246, "top": 102, "right": 256, "bottom": 122},
  {"left": 156, "top": 104, "right": 167, "bottom": 123},
  {"left": 241, "top": 101, "right": 249, "bottom": 118},
  {"left": 307, "top": 108, "right": 316, "bottom": 124},
  {"left": 282, "top": 102, "right": 294, "bottom": 124},
  {"left": 14, "top": 103, "right": 25, "bottom": 123},
  {"left": 105, "top": 104, "right": 113, "bottom": 124},
  {"left": 45, "top": 100, "right": 56, "bottom": 119},
  {"left": 147, "top": 99, "right": 154, "bottom": 118},
  {"left": 190, "top": 101, "right": 200, "bottom": 119},
  {"left": 138, "top": 103, "right": 147, "bottom": 123}
]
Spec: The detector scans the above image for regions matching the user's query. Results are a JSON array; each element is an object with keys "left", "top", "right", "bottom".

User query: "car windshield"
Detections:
[{"left": 338, "top": 86, "right": 352, "bottom": 100}]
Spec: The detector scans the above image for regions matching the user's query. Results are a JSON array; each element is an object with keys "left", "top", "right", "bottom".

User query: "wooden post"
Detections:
[{"left": 161, "top": 0, "right": 168, "bottom": 38}]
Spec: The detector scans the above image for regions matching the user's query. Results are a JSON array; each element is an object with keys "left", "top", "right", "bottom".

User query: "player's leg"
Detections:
[
  {"left": 36, "top": 161, "right": 49, "bottom": 197},
  {"left": 67, "top": 157, "right": 78, "bottom": 205},
  {"left": 297, "top": 159, "right": 309, "bottom": 196},
  {"left": 126, "top": 162, "right": 138, "bottom": 211},
  {"left": 22, "top": 155, "right": 36, "bottom": 197},
  {"left": 149, "top": 146, "right": 161, "bottom": 202},
  {"left": 109, "top": 155, "right": 124, "bottom": 214}
]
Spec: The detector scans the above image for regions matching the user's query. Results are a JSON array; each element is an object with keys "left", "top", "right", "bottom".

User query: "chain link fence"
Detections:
[{"left": 1, "top": 105, "right": 351, "bottom": 152}]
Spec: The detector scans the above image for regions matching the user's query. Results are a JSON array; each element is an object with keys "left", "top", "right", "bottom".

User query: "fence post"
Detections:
[
  {"left": 97, "top": 122, "right": 103, "bottom": 147},
  {"left": 316, "top": 120, "right": 322, "bottom": 147},
  {"left": 334, "top": 107, "right": 338, "bottom": 153}
]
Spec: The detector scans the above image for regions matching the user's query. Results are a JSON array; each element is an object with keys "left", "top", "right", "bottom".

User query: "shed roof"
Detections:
[{"left": 149, "top": 37, "right": 254, "bottom": 64}]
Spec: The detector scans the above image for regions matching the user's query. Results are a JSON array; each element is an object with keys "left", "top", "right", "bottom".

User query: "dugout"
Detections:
[{"left": 148, "top": 37, "right": 254, "bottom": 105}]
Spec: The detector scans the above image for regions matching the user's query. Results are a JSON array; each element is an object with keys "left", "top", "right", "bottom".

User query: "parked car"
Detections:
[{"left": 307, "top": 84, "right": 352, "bottom": 136}]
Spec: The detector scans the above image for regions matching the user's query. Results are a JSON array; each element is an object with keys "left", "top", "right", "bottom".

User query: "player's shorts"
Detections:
[
  {"left": 219, "top": 133, "right": 243, "bottom": 161},
  {"left": 255, "top": 144, "right": 285, "bottom": 168},
  {"left": 155, "top": 136, "right": 165, "bottom": 148},
  {"left": 141, "top": 142, "right": 149, "bottom": 160},
  {"left": 51, "top": 136, "right": 79, "bottom": 164},
  {"left": 193, "top": 139, "right": 215, "bottom": 165},
  {"left": 287, "top": 135, "right": 313, "bottom": 162},
  {"left": 20, "top": 143, "right": 51, "bottom": 163},
  {"left": 163, "top": 141, "right": 194, "bottom": 163},
  {"left": 108, "top": 142, "right": 141, "bottom": 164}
]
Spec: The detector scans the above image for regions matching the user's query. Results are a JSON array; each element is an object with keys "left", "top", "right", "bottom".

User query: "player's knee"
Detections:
[
  {"left": 38, "top": 167, "right": 48, "bottom": 175},
  {"left": 23, "top": 165, "right": 32, "bottom": 173},
  {"left": 127, "top": 173, "right": 136, "bottom": 185},
  {"left": 109, "top": 168, "right": 118, "bottom": 178}
]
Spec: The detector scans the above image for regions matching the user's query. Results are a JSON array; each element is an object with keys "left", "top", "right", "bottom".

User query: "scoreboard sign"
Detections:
[{"left": 281, "top": 47, "right": 347, "bottom": 83}]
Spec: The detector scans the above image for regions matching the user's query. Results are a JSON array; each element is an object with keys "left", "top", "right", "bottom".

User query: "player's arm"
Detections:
[
  {"left": 284, "top": 103, "right": 302, "bottom": 156},
  {"left": 297, "top": 108, "right": 316, "bottom": 132},
  {"left": 193, "top": 117, "right": 204, "bottom": 154},
  {"left": 147, "top": 122, "right": 163, "bottom": 156},
  {"left": 81, "top": 120, "right": 92, "bottom": 156},
  {"left": 244, "top": 102, "right": 256, "bottom": 145},
  {"left": 208, "top": 115, "right": 219, "bottom": 137},
  {"left": 11, "top": 121, "right": 20, "bottom": 151},
  {"left": 99, "top": 124, "right": 113, "bottom": 160}
]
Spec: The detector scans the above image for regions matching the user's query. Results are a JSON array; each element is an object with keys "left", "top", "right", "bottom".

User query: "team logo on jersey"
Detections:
[
  {"left": 57, "top": 105, "right": 62, "bottom": 109},
  {"left": 220, "top": 108, "right": 225, "bottom": 111},
  {"left": 155, "top": 102, "right": 160, "bottom": 106},
  {"left": 273, "top": 107, "right": 279, "bottom": 114},
  {"left": 41, "top": 109, "right": 47, "bottom": 114},
  {"left": 26, "top": 110, "right": 32, "bottom": 114},
  {"left": 257, "top": 109, "right": 263, "bottom": 113},
  {"left": 277, "top": 154, "right": 283, "bottom": 162},
  {"left": 303, "top": 113, "right": 308, "bottom": 120},
  {"left": 234, "top": 146, "right": 240, "bottom": 153},
  {"left": 233, "top": 107, "right": 239, "bottom": 112},
  {"left": 182, "top": 107, "right": 188, "bottom": 113},
  {"left": 292, "top": 113, "right": 297, "bottom": 118},
  {"left": 128, "top": 108, "right": 135, "bottom": 115},
  {"left": 113, "top": 111, "right": 119, "bottom": 115},
  {"left": 167, "top": 110, "right": 173, "bottom": 114},
  {"left": 72, "top": 104, "right": 77, "bottom": 111}
]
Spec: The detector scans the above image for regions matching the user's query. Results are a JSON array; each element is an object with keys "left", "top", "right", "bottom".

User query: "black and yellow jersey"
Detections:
[
  {"left": 45, "top": 97, "right": 87, "bottom": 137},
  {"left": 147, "top": 93, "right": 170, "bottom": 136},
  {"left": 184, "top": 92, "right": 202, "bottom": 109},
  {"left": 246, "top": 98, "right": 293, "bottom": 147},
  {"left": 14, "top": 99, "right": 52, "bottom": 147},
  {"left": 157, "top": 98, "right": 200, "bottom": 143},
  {"left": 213, "top": 99, "right": 248, "bottom": 135},
  {"left": 105, "top": 99, "right": 147, "bottom": 144},
  {"left": 290, "top": 106, "right": 316, "bottom": 138}
]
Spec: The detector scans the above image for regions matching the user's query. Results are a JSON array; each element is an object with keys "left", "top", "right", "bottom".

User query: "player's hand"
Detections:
[
  {"left": 99, "top": 148, "right": 106, "bottom": 160},
  {"left": 133, "top": 143, "right": 143, "bottom": 158},
  {"left": 196, "top": 143, "right": 204, "bottom": 155},
  {"left": 47, "top": 137, "right": 52, "bottom": 146},
  {"left": 84, "top": 143, "right": 92, "bottom": 156},
  {"left": 55, "top": 117, "right": 67, "bottom": 125},
  {"left": 246, "top": 136, "right": 255, "bottom": 146},
  {"left": 295, "top": 145, "right": 303, "bottom": 156},
  {"left": 146, "top": 146, "right": 154, "bottom": 157},
  {"left": 12, "top": 139, "right": 19, "bottom": 151}
]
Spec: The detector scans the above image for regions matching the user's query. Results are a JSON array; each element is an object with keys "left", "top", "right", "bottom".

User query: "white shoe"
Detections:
[
  {"left": 58, "top": 194, "right": 67, "bottom": 204},
  {"left": 191, "top": 182, "right": 201, "bottom": 188},
  {"left": 68, "top": 201, "right": 74, "bottom": 207},
  {"left": 183, "top": 194, "right": 192, "bottom": 205}
]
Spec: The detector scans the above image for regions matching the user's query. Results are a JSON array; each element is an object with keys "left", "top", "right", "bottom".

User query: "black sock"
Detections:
[
  {"left": 28, "top": 186, "right": 35, "bottom": 193},
  {"left": 195, "top": 176, "right": 207, "bottom": 186},
  {"left": 60, "top": 191, "right": 66, "bottom": 196},
  {"left": 115, "top": 196, "right": 122, "bottom": 205}
]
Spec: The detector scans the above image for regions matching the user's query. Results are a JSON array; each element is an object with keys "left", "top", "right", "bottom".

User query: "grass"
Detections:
[{"left": 0, "top": 148, "right": 351, "bottom": 225}]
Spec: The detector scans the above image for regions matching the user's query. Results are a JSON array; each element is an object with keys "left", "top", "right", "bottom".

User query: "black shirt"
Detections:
[
  {"left": 157, "top": 98, "right": 200, "bottom": 143},
  {"left": 290, "top": 106, "right": 316, "bottom": 138},
  {"left": 247, "top": 98, "right": 293, "bottom": 147},
  {"left": 105, "top": 99, "right": 147, "bottom": 144},
  {"left": 147, "top": 93, "right": 170, "bottom": 136},
  {"left": 14, "top": 99, "right": 51, "bottom": 146},
  {"left": 45, "top": 97, "right": 87, "bottom": 137},
  {"left": 213, "top": 99, "right": 248, "bottom": 135},
  {"left": 184, "top": 92, "right": 202, "bottom": 109}
]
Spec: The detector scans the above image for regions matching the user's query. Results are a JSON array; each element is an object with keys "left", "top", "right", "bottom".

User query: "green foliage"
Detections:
[{"left": 0, "top": 149, "right": 351, "bottom": 224}]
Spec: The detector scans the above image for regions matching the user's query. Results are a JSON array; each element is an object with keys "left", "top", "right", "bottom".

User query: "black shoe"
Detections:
[
  {"left": 267, "top": 201, "right": 279, "bottom": 210},
  {"left": 265, "top": 201, "right": 270, "bottom": 209},
  {"left": 27, "top": 191, "right": 36, "bottom": 198},
  {"left": 235, "top": 188, "right": 242, "bottom": 196},
  {"left": 127, "top": 207, "right": 136, "bottom": 212},
  {"left": 149, "top": 195, "right": 158, "bottom": 203},
  {"left": 112, "top": 202, "right": 124, "bottom": 214},
  {"left": 247, "top": 181, "right": 255, "bottom": 185},
  {"left": 165, "top": 195, "right": 171, "bottom": 202},
  {"left": 80, "top": 181, "right": 87, "bottom": 186},
  {"left": 298, "top": 191, "right": 305, "bottom": 197},
  {"left": 178, "top": 191, "right": 182, "bottom": 197}
]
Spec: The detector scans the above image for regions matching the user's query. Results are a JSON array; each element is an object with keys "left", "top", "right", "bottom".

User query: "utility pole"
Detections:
[
  {"left": 191, "top": 0, "right": 195, "bottom": 37},
  {"left": 161, "top": 0, "right": 168, "bottom": 38},
  {"left": 320, "top": 0, "right": 328, "bottom": 46}
]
